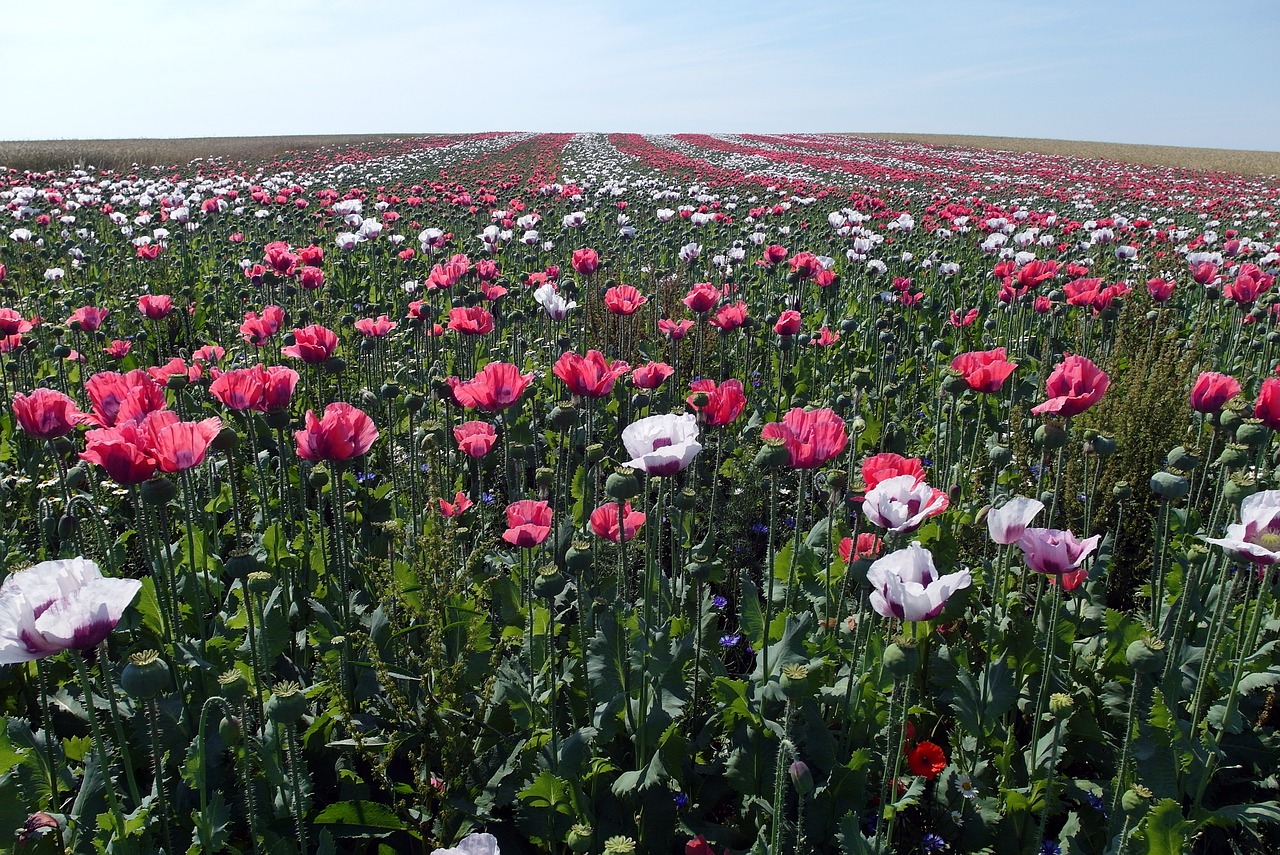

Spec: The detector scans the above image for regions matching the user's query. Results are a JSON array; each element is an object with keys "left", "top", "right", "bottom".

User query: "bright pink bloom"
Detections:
[
  {"left": 683, "top": 283, "right": 721, "bottom": 314},
  {"left": 103, "top": 340, "right": 131, "bottom": 359},
  {"left": 354, "top": 315, "right": 397, "bottom": 337},
  {"left": 67, "top": 306, "right": 108, "bottom": 332},
  {"left": 571, "top": 248, "right": 599, "bottom": 276},
  {"left": 838, "top": 533, "right": 884, "bottom": 563},
  {"left": 299, "top": 267, "right": 325, "bottom": 290},
  {"left": 137, "top": 295, "right": 174, "bottom": 320},
  {"left": 1255, "top": 377, "right": 1280, "bottom": 430},
  {"left": 709, "top": 301, "right": 748, "bottom": 332},
  {"left": 590, "top": 501, "right": 645, "bottom": 542},
  {"left": 553, "top": 351, "right": 630, "bottom": 398},
  {"left": 761, "top": 407, "right": 847, "bottom": 469},
  {"left": 85, "top": 370, "right": 165, "bottom": 427},
  {"left": 761, "top": 244, "right": 788, "bottom": 266},
  {"left": 454, "top": 420, "right": 497, "bottom": 458},
  {"left": 438, "top": 491, "right": 473, "bottom": 517},
  {"left": 282, "top": 325, "right": 339, "bottom": 364},
  {"left": 80, "top": 422, "right": 158, "bottom": 485},
  {"left": 1146, "top": 277, "right": 1174, "bottom": 302},
  {"left": 948, "top": 308, "right": 979, "bottom": 328},
  {"left": 12, "top": 388, "right": 83, "bottom": 439},
  {"left": 631, "top": 362, "right": 674, "bottom": 390},
  {"left": 502, "top": 500, "right": 552, "bottom": 547},
  {"left": 687, "top": 379, "right": 746, "bottom": 427},
  {"left": 603, "top": 285, "right": 647, "bottom": 316},
  {"left": 447, "top": 307, "right": 494, "bottom": 336},
  {"left": 449, "top": 363, "right": 534, "bottom": 411},
  {"left": 140, "top": 410, "right": 222, "bottom": 472},
  {"left": 950, "top": 348, "right": 1018, "bottom": 393},
  {"left": 1031, "top": 354, "right": 1109, "bottom": 417},
  {"left": 659, "top": 318, "right": 695, "bottom": 340},
  {"left": 295, "top": 402, "right": 378, "bottom": 461},
  {"left": 810, "top": 326, "right": 840, "bottom": 347},
  {"left": 1189, "top": 372, "right": 1240, "bottom": 414},
  {"left": 862, "top": 453, "right": 926, "bottom": 490},
  {"left": 774, "top": 310, "right": 802, "bottom": 336}
]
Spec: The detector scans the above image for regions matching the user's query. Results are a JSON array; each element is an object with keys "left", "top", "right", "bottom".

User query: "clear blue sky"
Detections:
[{"left": 5, "top": 0, "right": 1276, "bottom": 150}]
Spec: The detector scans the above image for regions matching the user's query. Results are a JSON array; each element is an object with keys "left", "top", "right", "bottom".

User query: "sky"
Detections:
[{"left": 3, "top": 0, "right": 1277, "bottom": 151}]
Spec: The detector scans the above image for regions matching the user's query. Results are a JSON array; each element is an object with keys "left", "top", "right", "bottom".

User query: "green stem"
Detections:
[{"left": 71, "top": 651, "right": 127, "bottom": 833}]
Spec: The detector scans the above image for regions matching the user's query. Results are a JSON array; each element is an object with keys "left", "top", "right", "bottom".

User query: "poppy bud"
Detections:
[
  {"left": 50, "top": 436, "right": 77, "bottom": 456},
  {"left": 52, "top": 344, "right": 71, "bottom": 359},
  {"left": 789, "top": 760, "right": 815, "bottom": 796},
  {"left": 219, "top": 714, "right": 242, "bottom": 745},
  {"left": 263, "top": 409, "right": 292, "bottom": 430},
  {"left": 1034, "top": 423, "right": 1068, "bottom": 449},
  {"left": 64, "top": 463, "right": 88, "bottom": 490}
]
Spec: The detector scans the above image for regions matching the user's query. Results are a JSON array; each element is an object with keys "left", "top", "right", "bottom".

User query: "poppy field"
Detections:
[{"left": 2, "top": 131, "right": 1280, "bottom": 854}]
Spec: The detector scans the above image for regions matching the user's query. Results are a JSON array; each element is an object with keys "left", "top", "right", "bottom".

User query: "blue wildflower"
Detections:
[
  {"left": 921, "top": 833, "right": 945, "bottom": 852},
  {"left": 672, "top": 792, "right": 688, "bottom": 809},
  {"left": 481, "top": 492, "right": 495, "bottom": 505},
  {"left": 719, "top": 633, "right": 742, "bottom": 648},
  {"left": 1040, "top": 842, "right": 1061, "bottom": 855},
  {"left": 712, "top": 595, "right": 728, "bottom": 609}
]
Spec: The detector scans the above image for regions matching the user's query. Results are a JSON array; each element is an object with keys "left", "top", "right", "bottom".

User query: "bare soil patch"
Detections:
[
  {"left": 854, "top": 133, "right": 1280, "bottom": 177},
  {"left": 0, "top": 134, "right": 422, "bottom": 173}
]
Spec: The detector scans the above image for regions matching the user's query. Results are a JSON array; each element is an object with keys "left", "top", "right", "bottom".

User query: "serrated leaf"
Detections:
[
  {"left": 313, "top": 799, "right": 411, "bottom": 838},
  {"left": 1136, "top": 799, "right": 1192, "bottom": 855}
]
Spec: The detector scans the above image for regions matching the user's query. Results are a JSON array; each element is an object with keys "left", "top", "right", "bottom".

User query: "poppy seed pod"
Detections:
[
  {"left": 211, "top": 425, "right": 240, "bottom": 452},
  {"left": 1126, "top": 638, "right": 1164, "bottom": 674},
  {"left": 1122, "top": 785, "right": 1153, "bottom": 813},
  {"left": 754, "top": 437, "right": 791, "bottom": 469},
  {"left": 605, "top": 467, "right": 641, "bottom": 500},
  {"left": 1034, "top": 423, "right": 1068, "bottom": 449},
  {"left": 140, "top": 477, "right": 177, "bottom": 506},
  {"left": 1164, "top": 446, "right": 1198, "bottom": 473},
  {"left": 566, "top": 825, "right": 594, "bottom": 853},
  {"left": 1216, "top": 444, "right": 1248, "bottom": 469},
  {"left": 266, "top": 681, "right": 307, "bottom": 724},
  {"left": 533, "top": 566, "right": 566, "bottom": 599},
  {"left": 585, "top": 443, "right": 606, "bottom": 464},
  {"left": 216, "top": 668, "right": 249, "bottom": 701},
  {"left": 1150, "top": 471, "right": 1189, "bottom": 500},
  {"left": 672, "top": 487, "right": 697, "bottom": 510},
  {"left": 565, "top": 538, "right": 594, "bottom": 572},
  {"left": 883, "top": 640, "right": 918, "bottom": 681},
  {"left": 1236, "top": 422, "right": 1268, "bottom": 448},
  {"left": 121, "top": 650, "right": 170, "bottom": 700}
]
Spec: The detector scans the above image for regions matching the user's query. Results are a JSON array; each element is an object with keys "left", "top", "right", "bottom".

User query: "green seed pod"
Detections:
[
  {"left": 1149, "top": 470, "right": 1190, "bottom": 500},
  {"left": 1219, "top": 408, "right": 1243, "bottom": 431},
  {"left": 1112, "top": 481, "right": 1132, "bottom": 499},
  {"left": 941, "top": 372, "right": 970, "bottom": 396},
  {"left": 1049, "top": 692, "right": 1075, "bottom": 720},
  {"left": 548, "top": 402, "right": 578, "bottom": 430},
  {"left": 404, "top": 393, "right": 425, "bottom": 413},
  {"left": 309, "top": 468, "right": 330, "bottom": 489},
  {"left": 604, "top": 467, "right": 641, "bottom": 500},
  {"left": 165, "top": 373, "right": 188, "bottom": 391},
  {"left": 1089, "top": 434, "right": 1118, "bottom": 456},
  {"left": 535, "top": 467, "right": 555, "bottom": 488},
  {"left": 631, "top": 392, "right": 650, "bottom": 409},
  {"left": 140, "top": 477, "right": 177, "bottom": 506},
  {"left": 1034, "top": 422, "right": 1068, "bottom": 450},
  {"left": 380, "top": 382, "right": 400, "bottom": 399},
  {"left": 1224, "top": 475, "right": 1259, "bottom": 505},
  {"left": 224, "top": 550, "right": 260, "bottom": 580},
  {"left": 603, "top": 837, "right": 636, "bottom": 855},
  {"left": 1126, "top": 638, "right": 1164, "bottom": 674},
  {"left": 262, "top": 408, "right": 292, "bottom": 430},
  {"left": 211, "top": 425, "right": 240, "bottom": 452},
  {"left": 246, "top": 570, "right": 275, "bottom": 594},
  {"left": 565, "top": 538, "right": 593, "bottom": 572},
  {"left": 672, "top": 487, "right": 697, "bottom": 510},
  {"left": 64, "top": 464, "right": 89, "bottom": 490},
  {"left": 1165, "top": 445, "right": 1198, "bottom": 473},
  {"left": 585, "top": 443, "right": 606, "bottom": 464},
  {"left": 323, "top": 355, "right": 347, "bottom": 374},
  {"left": 217, "top": 669, "right": 250, "bottom": 701},
  {"left": 754, "top": 437, "right": 791, "bottom": 469},
  {"left": 882, "top": 640, "right": 918, "bottom": 681},
  {"left": 56, "top": 514, "right": 77, "bottom": 540},
  {"left": 1236, "top": 421, "right": 1269, "bottom": 448},
  {"left": 988, "top": 445, "right": 1012, "bottom": 466},
  {"left": 566, "top": 825, "right": 593, "bottom": 853},
  {"left": 1122, "top": 784, "right": 1153, "bottom": 812},
  {"left": 265, "top": 681, "right": 307, "bottom": 724},
  {"left": 533, "top": 566, "right": 567, "bottom": 599},
  {"left": 121, "top": 650, "right": 170, "bottom": 700},
  {"left": 780, "top": 663, "right": 810, "bottom": 699}
]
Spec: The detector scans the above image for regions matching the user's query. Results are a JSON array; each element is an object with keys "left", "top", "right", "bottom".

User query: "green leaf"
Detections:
[
  {"left": 1137, "top": 799, "right": 1192, "bottom": 855},
  {"left": 188, "top": 791, "right": 232, "bottom": 855},
  {"left": 313, "top": 800, "right": 412, "bottom": 838},
  {"left": 739, "top": 577, "right": 764, "bottom": 650}
]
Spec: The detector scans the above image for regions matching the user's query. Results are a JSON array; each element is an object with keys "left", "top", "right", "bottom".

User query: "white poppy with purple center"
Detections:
[
  {"left": 0, "top": 557, "right": 141, "bottom": 664},
  {"left": 1205, "top": 490, "right": 1280, "bottom": 565}
]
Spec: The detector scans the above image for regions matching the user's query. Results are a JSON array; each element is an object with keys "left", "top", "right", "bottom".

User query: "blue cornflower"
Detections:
[
  {"left": 719, "top": 633, "right": 742, "bottom": 648},
  {"left": 672, "top": 792, "right": 688, "bottom": 809},
  {"left": 921, "top": 833, "right": 945, "bottom": 852},
  {"left": 355, "top": 471, "right": 377, "bottom": 483},
  {"left": 750, "top": 522, "right": 769, "bottom": 534},
  {"left": 1086, "top": 792, "right": 1107, "bottom": 816},
  {"left": 1039, "top": 842, "right": 1061, "bottom": 855},
  {"left": 921, "top": 458, "right": 934, "bottom": 468},
  {"left": 481, "top": 492, "right": 495, "bottom": 505},
  {"left": 712, "top": 595, "right": 728, "bottom": 609},
  {"left": 784, "top": 516, "right": 796, "bottom": 529}
]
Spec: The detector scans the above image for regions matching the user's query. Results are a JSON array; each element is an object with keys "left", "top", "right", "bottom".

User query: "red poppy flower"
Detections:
[
  {"left": 438, "top": 491, "right": 473, "bottom": 517},
  {"left": 709, "top": 301, "right": 748, "bottom": 332},
  {"left": 447, "top": 306, "right": 494, "bottom": 336},
  {"left": 80, "top": 422, "right": 158, "bottom": 485},
  {"left": 907, "top": 741, "right": 946, "bottom": 779},
  {"left": 137, "top": 295, "right": 174, "bottom": 320},
  {"left": 862, "top": 453, "right": 926, "bottom": 490},
  {"left": 1031, "top": 354, "right": 1109, "bottom": 418},
  {"left": 589, "top": 501, "right": 646, "bottom": 542},
  {"left": 67, "top": 306, "right": 108, "bottom": 332},
  {"left": 282, "top": 324, "right": 340, "bottom": 364},
  {"left": 140, "top": 410, "right": 222, "bottom": 473},
  {"left": 774, "top": 310, "right": 802, "bottom": 336},
  {"left": 1189, "top": 372, "right": 1240, "bottom": 414},
  {"left": 950, "top": 348, "right": 1018, "bottom": 393},
  {"left": 1255, "top": 377, "right": 1280, "bottom": 430},
  {"left": 683, "top": 282, "right": 721, "bottom": 314},
  {"left": 838, "top": 533, "right": 884, "bottom": 563},
  {"left": 761, "top": 244, "right": 788, "bottom": 266},
  {"left": 658, "top": 319, "right": 695, "bottom": 340},
  {"left": 571, "top": 248, "right": 599, "bottom": 276},
  {"left": 354, "top": 315, "right": 397, "bottom": 337},
  {"left": 631, "top": 362, "right": 674, "bottom": 390},
  {"left": 449, "top": 362, "right": 534, "bottom": 411}
]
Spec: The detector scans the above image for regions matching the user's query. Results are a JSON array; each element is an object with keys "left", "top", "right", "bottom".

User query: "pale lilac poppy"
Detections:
[
  {"left": 621, "top": 413, "right": 702, "bottom": 476},
  {"left": 0, "top": 557, "right": 141, "bottom": 664},
  {"left": 862, "top": 474, "right": 949, "bottom": 533},
  {"left": 987, "top": 497, "right": 1045, "bottom": 545},
  {"left": 866, "top": 542, "right": 971, "bottom": 621},
  {"left": 1017, "top": 527, "right": 1101, "bottom": 576},
  {"left": 431, "top": 832, "right": 499, "bottom": 855},
  {"left": 1204, "top": 490, "right": 1280, "bottom": 565}
]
